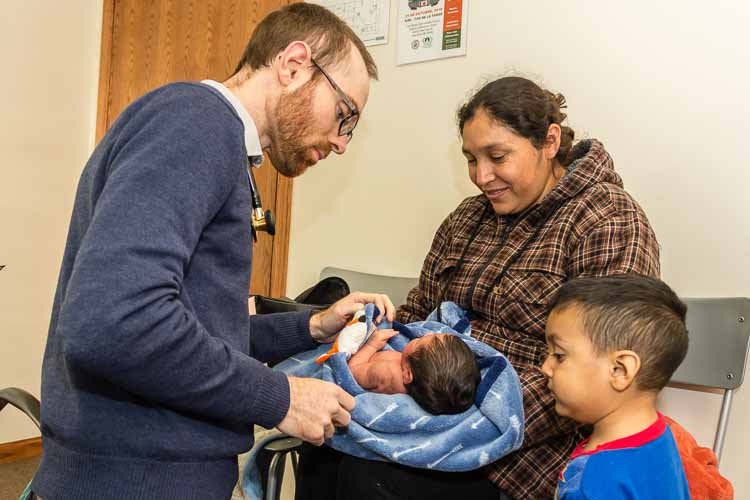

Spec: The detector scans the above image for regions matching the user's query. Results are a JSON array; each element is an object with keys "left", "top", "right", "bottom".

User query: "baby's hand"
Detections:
[{"left": 365, "top": 329, "right": 399, "bottom": 350}]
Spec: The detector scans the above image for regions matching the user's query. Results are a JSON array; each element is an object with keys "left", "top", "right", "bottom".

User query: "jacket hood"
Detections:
[{"left": 544, "top": 139, "right": 622, "bottom": 206}]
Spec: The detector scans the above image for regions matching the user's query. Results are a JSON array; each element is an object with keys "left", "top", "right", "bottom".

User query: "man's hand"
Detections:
[
  {"left": 309, "top": 292, "right": 395, "bottom": 343},
  {"left": 276, "top": 376, "right": 356, "bottom": 446},
  {"left": 363, "top": 329, "right": 399, "bottom": 352}
]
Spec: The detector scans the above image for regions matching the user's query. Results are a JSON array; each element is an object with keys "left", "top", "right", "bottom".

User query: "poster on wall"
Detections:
[
  {"left": 308, "top": 0, "right": 390, "bottom": 47},
  {"left": 396, "top": 0, "right": 468, "bottom": 65}
]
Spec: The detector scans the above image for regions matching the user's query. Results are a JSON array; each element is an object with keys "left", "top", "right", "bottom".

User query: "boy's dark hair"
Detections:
[
  {"left": 549, "top": 274, "right": 689, "bottom": 391},
  {"left": 234, "top": 3, "right": 378, "bottom": 80},
  {"left": 405, "top": 335, "right": 480, "bottom": 415}
]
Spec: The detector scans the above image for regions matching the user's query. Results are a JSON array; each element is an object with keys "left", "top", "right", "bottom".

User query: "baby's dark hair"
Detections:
[
  {"left": 405, "top": 335, "right": 480, "bottom": 415},
  {"left": 457, "top": 76, "right": 575, "bottom": 166},
  {"left": 549, "top": 274, "right": 689, "bottom": 392}
]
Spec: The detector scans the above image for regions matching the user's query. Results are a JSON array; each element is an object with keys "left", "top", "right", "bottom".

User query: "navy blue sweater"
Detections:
[{"left": 33, "top": 83, "right": 316, "bottom": 499}]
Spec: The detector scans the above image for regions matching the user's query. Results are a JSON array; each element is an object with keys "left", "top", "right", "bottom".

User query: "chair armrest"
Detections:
[
  {"left": 263, "top": 436, "right": 303, "bottom": 453},
  {"left": 0, "top": 387, "right": 41, "bottom": 430}
]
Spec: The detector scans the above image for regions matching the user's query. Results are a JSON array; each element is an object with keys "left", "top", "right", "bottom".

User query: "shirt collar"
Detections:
[
  {"left": 569, "top": 412, "right": 667, "bottom": 460},
  {"left": 201, "top": 79, "right": 263, "bottom": 167}
]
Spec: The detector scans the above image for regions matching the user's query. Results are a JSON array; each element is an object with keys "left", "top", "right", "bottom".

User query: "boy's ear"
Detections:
[{"left": 609, "top": 350, "right": 641, "bottom": 392}]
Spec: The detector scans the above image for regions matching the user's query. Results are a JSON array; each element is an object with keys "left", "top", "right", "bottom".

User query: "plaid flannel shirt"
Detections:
[{"left": 397, "top": 140, "right": 660, "bottom": 499}]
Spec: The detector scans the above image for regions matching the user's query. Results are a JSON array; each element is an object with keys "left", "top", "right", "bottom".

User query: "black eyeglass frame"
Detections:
[{"left": 311, "top": 58, "right": 360, "bottom": 140}]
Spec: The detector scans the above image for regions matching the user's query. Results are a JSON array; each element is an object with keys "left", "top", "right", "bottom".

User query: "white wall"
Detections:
[
  {"left": 1, "top": 0, "right": 747, "bottom": 492},
  {"left": 0, "top": 0, "right": 103, "bottom": 442},
  {"left": 288, "top": 0, "right": 750, "bottom": 495}
]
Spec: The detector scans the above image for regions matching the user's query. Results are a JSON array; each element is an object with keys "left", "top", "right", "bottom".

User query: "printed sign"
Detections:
[{"left": 397, "top": 0, "right": 468, "bottom": 65}]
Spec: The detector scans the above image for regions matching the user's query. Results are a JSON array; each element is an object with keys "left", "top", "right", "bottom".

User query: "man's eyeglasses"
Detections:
[{"left": 311, "top": 58, "right": 359, "bottom": 141}]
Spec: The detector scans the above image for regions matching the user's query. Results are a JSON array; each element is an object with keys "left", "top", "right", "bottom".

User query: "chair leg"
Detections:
[
  {"left": 19, "top": 481, "right": 34, "bottom": 500},
  {"left": 290, "top": 450, "right": 299, "bottom": 483},
  {"left": 713, "top": 388, "right": 734, "bottom": 466},
  {"left": 266, "top": 452, "right": 287, "bottom": 500}
]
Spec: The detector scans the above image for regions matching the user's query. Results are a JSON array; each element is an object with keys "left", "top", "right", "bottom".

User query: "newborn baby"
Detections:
[{"left": 348, "top": 329, "right": 480, "bottom": 415}]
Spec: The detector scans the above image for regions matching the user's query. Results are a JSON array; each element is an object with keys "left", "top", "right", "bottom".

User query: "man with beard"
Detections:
[{"left": 31, "top": 4, "right": 384, "bottom": 500}]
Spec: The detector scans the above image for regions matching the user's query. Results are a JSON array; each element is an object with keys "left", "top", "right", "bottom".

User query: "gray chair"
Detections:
[
  {"left": 0, "top": 387, "right": 41, "bottom": 430},
  {"left": 0, "top": 387, "right": 40, "bottom": 500},
  {"left": 263, "top": 267, "right": 418, "bottom": 499},
  {"left": 320, "top": 266, "right": 418, "bottom": 308},
  {"left": 669, "top": 297, "right": 750, "bottom": 465}
]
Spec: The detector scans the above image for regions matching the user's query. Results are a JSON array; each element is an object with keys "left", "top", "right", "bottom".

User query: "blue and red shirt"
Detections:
[{"left": 556, "top": 412, "right": 689, "bottom": 499}]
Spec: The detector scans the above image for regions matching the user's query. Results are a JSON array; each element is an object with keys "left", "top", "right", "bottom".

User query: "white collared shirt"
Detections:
[{"left": 201, "top": 79, "right": 263, "bottom": 168}]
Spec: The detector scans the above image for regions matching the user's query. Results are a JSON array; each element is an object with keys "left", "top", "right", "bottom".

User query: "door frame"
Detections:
[{"left": 95, "top": 0, "right": 292, "bottom": 298}]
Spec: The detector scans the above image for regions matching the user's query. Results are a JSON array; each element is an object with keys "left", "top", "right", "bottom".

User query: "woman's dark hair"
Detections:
[
  {"left": 405, "top": 335, "right": 480, "bottom": 415},
  {"left": 457, "top": 76, "right": 575, "bottom": 166}
]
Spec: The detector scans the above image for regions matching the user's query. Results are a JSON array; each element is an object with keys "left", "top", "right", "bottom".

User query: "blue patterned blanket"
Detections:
[{"left": 242, "top": 302, "right": 524, "bottom": 499}]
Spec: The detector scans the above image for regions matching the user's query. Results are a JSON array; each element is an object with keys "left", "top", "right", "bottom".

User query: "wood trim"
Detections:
[
  {"left": 267, "top": 0, "right": 300, "bottom": 298},
  {"left": 0, "top": 437, "right": 42, "bottom": 465},
  {"left": 95, "top": 0, "right": 116, "bottom": 142},
  {"left": 270, "top": 175, "right": 293, "bottom": 297}
]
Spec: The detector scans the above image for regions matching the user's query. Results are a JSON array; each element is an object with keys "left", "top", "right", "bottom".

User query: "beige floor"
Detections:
[{"left": 0, "top": 456, "right": 39, "bottom": 499}]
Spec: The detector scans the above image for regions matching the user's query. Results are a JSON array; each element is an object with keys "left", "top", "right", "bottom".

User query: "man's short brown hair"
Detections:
[
  {"left": 234, "top": 3, "right": 378, "bottom": 79},
  {"left": 549, "top": 274, "right": 689, "bottom": 392}
]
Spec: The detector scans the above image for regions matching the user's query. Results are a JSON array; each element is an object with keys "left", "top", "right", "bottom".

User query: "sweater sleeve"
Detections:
[
  {"left": 248, "top": 310, "right": 318, "bottom": 365},
  {"left": 58, "top": 89, "right": 289, "bottom": 429}
]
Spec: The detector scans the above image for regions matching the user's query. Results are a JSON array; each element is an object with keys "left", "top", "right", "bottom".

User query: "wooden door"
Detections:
[{"left": 96, "top": 0, "right": 297, "bottom": 297}]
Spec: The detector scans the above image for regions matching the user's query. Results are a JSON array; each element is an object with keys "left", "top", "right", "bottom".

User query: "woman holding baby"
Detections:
[{"left": 297, "top": 76, "right": 659, "bottom": 500}]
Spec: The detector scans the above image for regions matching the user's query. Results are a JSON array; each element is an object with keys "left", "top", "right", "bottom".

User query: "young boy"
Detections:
[
  {"left": 542, "top": 275, "right": 690, "bottom": 499},
  {"left": 349, "top": 329, "right": 480, "bottom": 415}
]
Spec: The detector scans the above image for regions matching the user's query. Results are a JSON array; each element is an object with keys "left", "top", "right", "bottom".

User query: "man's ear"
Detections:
[
  {"left": 609, "top": 350, "right": 641, "bottom": 392},
  {"left": 543, "top": 123, "right": 562, "bottom": 160},
  {"left": 275, "top": 41, "right": 313, "bottom": 88}
]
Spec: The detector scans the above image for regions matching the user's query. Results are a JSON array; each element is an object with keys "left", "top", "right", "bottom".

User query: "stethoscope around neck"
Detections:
[{"left": 246, "top": 160, "right": 276, "bottom": 241}]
